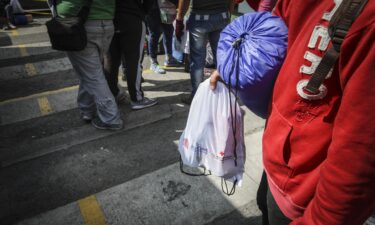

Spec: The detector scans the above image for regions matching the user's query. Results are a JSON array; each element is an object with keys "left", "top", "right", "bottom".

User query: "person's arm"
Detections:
[
  {"left": 175, "top": 0, "right": 190, "bottom": 41},
  {"left": 229, "top": 0, "right": 236, "bottom": 14},
  {"left": 292, "top": 24, "right": 375, "bottom": 225},
  {"left": 258, "top": 0, "right": 277, "bottom": 12},
  {"left": 176, "top": 0, "right": 190, "bottom": 20},
  {"left": 210, "top": 70, "right": 221, "bottom": 90}
]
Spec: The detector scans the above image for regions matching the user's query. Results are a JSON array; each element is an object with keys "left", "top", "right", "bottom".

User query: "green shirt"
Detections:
[{"left": 56, "top": 0, "right": 115, "bottom": 20}]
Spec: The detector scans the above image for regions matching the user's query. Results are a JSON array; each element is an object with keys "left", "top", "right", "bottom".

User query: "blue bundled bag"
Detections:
[{"left": 217, "top": 12, "right": 288, "bottom": 118}]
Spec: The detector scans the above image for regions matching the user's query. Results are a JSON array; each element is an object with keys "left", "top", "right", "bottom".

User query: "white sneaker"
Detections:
[{"left": 150, "top": 63, "right": 166, "bottom": 74}]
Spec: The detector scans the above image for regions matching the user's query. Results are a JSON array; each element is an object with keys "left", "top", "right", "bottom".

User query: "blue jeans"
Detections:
[
  {"left": 187, "top": 12, "right": 229, "bottom": 95},
  {"left": 146, "top": 9, "right": 174, "bottom": 60}
]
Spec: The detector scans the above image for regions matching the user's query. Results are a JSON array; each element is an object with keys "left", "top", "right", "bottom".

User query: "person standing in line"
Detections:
[
  {"left": 104, "top": 0, "right": 158, "bottom": 110},
  {"left": 57, "top": 0, "right": 123, "bottom": 130},
  {"left": 257, "top": 0, "right": 277, "bottom": 11},
  {"left": 210, "top": 0, "right": 375, "bottom": 224},
  {"left": 175, "top": 0, "right": 233, "bottom": 104},
  {"left": 235, "top": 0, "right": 277, "bottom": 12},
  {"left": 0, "top": 0, "right": 16, "bottom": 29},
  {"left": 147, "top": 0, "right": 181, "bottom": 74}
]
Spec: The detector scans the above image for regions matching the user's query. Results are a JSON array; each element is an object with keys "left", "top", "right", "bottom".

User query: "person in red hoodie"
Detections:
[{"left": 210, "top": 0, "right": 375, "bottom": 224}]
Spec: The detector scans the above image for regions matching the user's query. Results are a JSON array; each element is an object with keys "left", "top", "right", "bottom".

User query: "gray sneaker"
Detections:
[
  {"left": 91, "top": 118, "right": 123, "bottom": 131},
  {"left": 150, "top": 63, "right": 166, "bottom": 74},
  {"left": 131, "top": 97, "right": 158, "bottom": 110}
]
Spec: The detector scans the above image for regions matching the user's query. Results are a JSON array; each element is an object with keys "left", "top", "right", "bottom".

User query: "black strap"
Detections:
[
  {"left": 304, "top": 48, "right": 339, "bottom": 94},
  {"left": 51, "top": 0, "right": 93, "bottom": 21},
  {"left": 329, "top": 0, "right": 368, "bottom": 52},
  {"left": 227, "top": 37, "right": 243, "bottom": 167},
  {"left": 221, "top": 178, "right": 237, "bottom": 196},
  {"left": 304, "top": 0, "right": 368, "bottom": 95}
]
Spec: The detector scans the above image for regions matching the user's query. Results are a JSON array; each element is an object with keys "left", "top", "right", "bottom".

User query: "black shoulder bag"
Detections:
[{"left": 46, "top": 0, "right": 93, "bottom": 51}]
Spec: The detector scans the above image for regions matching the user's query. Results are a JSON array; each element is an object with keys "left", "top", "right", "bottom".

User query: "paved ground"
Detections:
[{"left": 0, "top": 17, "right": 265, "bottom": 225}]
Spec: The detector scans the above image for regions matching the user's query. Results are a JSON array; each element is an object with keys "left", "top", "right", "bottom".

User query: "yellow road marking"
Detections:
[
  {"left": 11, "top": 30, "right": 19, "bottom": 36},
  {"left": 28, "top": 11, "right": 51, "bottom": 15},
  {"left": 162, "top": 66, "right": 181, "bottom": 69},
  {"left": 37, "top": 97, "right": 53, "bottom": 115},
  {"left": 143, "top": 69, "right": 153, "bottom": 74},
  {"left": 18, "top": 45, "right": 29, "bottom": 57},
  {"left": 25, "top": 63, "right": 37, "bottom": 76},
  {"left": 79, "top": 196, "right": 108, "bottom": 225},
  {"left": 0, "top": 85, "right": 78, "bottom": 106}
]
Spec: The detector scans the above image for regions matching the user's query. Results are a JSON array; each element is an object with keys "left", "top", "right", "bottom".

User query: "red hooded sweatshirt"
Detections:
[{"left": 263, "top": 0, "right": 375, "bottom": 224}]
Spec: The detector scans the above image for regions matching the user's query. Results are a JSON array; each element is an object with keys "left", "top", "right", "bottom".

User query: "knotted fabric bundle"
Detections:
[{"left": 217, "top": 12, "right": 288, "bottom": 118}]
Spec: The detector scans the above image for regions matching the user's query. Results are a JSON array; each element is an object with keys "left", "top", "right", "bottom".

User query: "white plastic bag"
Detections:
[
  {"left": 173, "top": 17, "right": 190, "bottom": 54},
  {"left": 178, "top": 79, "right": 246, "bottom": 186}
]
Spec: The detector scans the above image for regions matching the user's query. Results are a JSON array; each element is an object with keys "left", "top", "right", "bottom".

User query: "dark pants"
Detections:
[
  {"left": 146, "top": 8, "right": 174, "bottom": 59},
  {"left": 104, "top": 14, "right": 145, "bottom": 102},
  {"left": 0, "top": 0, "right": 10, "bottom": 17},
  {"left": 257, "top": 171, "right": 292, "bottom": 225}
]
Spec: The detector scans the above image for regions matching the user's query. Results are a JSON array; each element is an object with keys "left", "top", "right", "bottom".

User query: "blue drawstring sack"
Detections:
[{"left": 217, "top": 12, "right": 288, "bottom": 118}]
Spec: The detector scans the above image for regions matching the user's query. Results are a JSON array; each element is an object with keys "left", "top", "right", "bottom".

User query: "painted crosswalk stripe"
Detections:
[
  {"left": 25, "top": 63, "right": 37, "bottom": 76},
  {"left": 78, "top": 195, "right": 108, "bottom": 225},
  {"left": 18, "top": 44, "right": 29, "bottom": 57},
  {"left": 37, "top": 97, "right": 53, "bottom": 115},
  {"left": 0, "top": 85, "right": 78, "bottom": 106}
]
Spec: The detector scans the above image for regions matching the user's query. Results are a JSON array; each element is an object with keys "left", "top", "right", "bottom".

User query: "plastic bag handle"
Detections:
[
  {"left": 221, "top": 178, "right": 237, "bottom": 196},
  {"left": 226, "top": 38, "right": 242, "bottom": 167}
]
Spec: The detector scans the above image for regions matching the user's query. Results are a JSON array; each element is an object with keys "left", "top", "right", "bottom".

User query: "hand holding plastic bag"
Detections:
[
  {"left": 178, "top": 79, "right": 246, "bottom": 186},
  {"left": 173, "top": 17, "right": 189, "bottom": 53}
]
